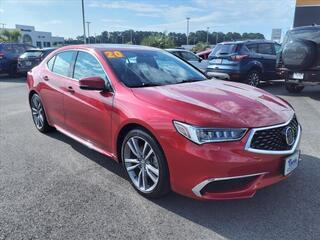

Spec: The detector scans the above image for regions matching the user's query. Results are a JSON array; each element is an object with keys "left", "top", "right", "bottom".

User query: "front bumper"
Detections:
[{"left": 164, "top": 123, "right": 301, "bottom": 200}]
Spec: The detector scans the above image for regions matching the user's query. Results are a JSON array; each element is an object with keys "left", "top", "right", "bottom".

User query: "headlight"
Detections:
[{"left": 173, "top": 121, "right": 247, "bottom": 144}]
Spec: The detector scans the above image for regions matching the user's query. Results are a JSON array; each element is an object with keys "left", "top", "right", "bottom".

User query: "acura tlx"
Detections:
[{"left": 27, "top": 44, "right": 301, "bottom": 200}]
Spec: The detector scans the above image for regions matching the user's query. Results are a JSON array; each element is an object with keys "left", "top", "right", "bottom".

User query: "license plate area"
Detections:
[
  {"left": 25, "top": 61, "right": 32, "bottom": 66},
  {"left": 211, "top": 58, "right": 222, "bottom": 64},
  {"left": 292, "top": 72, "right": 304, "bottom": 80},
  {"left": 284, "top": 151, "right": 300, "bottom": 176}
]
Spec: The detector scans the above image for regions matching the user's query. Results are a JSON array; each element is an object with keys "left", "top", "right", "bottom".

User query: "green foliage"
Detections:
[
  {"left": 0, "top": 29, "right": 21, "bottom": 42},
  {"left": 141, "top": 33, "right": 175, "bottom": 49},
  {"left": 65, "top": 30, "right": 265, "bottom": 46},
  {"left": 192, "top": 42, "right": 210, "bottom": 52}
]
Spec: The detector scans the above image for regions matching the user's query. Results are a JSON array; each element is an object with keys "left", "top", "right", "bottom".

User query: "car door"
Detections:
[
  {"left": 40, "top": 51, "right": 76, "bottom": 127},
  {"left": 63, "top": 50, "right": 114, "bottom": 153},
  {"left": 257, "top": 43, "right": 277, "bottom": 79}
]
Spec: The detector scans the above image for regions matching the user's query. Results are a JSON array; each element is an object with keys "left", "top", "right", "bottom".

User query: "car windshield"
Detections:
[
  {"left": 210, "top": 44, "right": 237, "bottom": 56},
  {"left": 103, "top": 49, "right": 207, "bottom": 88},
  {"left": 20, "top": 50, "right": 43, "bottom": 58}
]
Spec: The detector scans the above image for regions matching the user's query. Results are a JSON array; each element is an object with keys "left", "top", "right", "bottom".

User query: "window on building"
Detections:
[{"left": 36, "top": 41, "right": 42, "bottom": 48}]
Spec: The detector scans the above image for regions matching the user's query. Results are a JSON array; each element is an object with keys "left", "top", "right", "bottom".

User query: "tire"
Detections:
[
  {"left": 285, "top": 81, "right": 304, "bottom": 93},
  {"left": 246, "top": 70, "right": 261, "bottom": 87},
  {"left": 30, "top": 94, "right": 54, "bottom": 133},
  {"left": 121, "top": 129, "right": 170, "bottom": 198}
]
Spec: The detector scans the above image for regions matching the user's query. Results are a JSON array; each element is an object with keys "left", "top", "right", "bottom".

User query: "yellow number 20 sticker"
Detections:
[{"left": 104, "top": 51, "right": 124, "bottom": 58}]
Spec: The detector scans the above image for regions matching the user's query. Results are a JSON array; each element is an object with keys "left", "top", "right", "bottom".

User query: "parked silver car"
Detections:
[{"left": 166, "top": 48, "right": 209, "bottom": 72}]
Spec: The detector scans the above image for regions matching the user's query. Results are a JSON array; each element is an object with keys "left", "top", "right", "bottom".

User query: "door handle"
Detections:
[
  {"left": 67, "top": 86, "right": 75, "bottom": 93},
  {"left": 43, "top": 75, "right": 49, "bottom": 81}
]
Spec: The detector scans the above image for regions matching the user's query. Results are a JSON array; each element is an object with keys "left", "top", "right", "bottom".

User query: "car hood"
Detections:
[{"left": 131, "top": 80, "right": 294, "bottom": 128}]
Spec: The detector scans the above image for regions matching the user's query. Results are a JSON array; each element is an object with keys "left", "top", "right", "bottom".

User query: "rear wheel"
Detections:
[
  {"left": 121, "top": 129, "right": 170, "bottom": 198},
  {"left": 30, "top": 94, "right": 54, "bottom": 132},
  {"left": 246, "top": 70, "right": 261, "bottom": 87},
  {"left": 285, "top": 81, "right": 304, "bottom": 93}
]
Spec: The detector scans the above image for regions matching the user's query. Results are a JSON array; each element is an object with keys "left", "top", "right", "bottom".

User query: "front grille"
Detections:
[{"left": 249, "top": 116, "right": 299, "bottom": 151}]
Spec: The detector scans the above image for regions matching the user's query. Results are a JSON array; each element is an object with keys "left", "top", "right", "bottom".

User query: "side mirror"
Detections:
[
  {"left": 198, "top": 57, "right": 203, "bottom": 62},
  {"left": 79, "top": 76, "right": 107, "bottom": 91}
]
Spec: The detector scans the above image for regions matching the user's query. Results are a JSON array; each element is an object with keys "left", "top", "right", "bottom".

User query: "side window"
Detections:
[
  {"left": 47, "top": 56, "right": 56, "bottom": 71},
  {"left": 258, "top": 43, "right": 274, "bottom": 55},
  {"left": 52, "top": 51, "right": 74, "bottom": 77},
  {"left": 180, "top": 51, "right": 199, "bottom": 61},
  {"left": 73, "top": 51, "right": 106, "bottom": 81},
  {"left": 246, "top": 44, "right": 258, "bottom": 53},
  {"left": 274, "top": 43, "right": 281, "bottom": 54}
]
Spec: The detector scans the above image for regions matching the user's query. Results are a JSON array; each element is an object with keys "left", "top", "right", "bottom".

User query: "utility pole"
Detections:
[
  {"left": 206, "top": 27, "right": 209, "bottom": 44},
  {"left": 86, "top": 21, "right": 91, "bottom": 44},
  {"left": 130, "top": 30, "right": 133, "bottom": 44},
  {"left": 186, "top": 17, "right": 190, "bottom": 45},
  {"left": 216, "top": 32, "right": 218, "bottom": 44},
  {"left": 81, "top": 0, "right": 86, "bottom": 44},
  {"left": 0, "top": 23, "right": 6, "bottom": 29}
]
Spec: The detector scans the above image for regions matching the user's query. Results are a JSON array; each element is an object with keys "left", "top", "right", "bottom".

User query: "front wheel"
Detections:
[
  {"left": 285, "top": 81, "right": 304, "bottom": 93},
  {"left": 121, "top": 129, "right": 170, "bottom": 198}
]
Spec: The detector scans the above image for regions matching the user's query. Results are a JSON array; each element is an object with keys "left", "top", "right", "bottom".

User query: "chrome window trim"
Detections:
[
  {"left": 44, "top": 48, "right": 114, "bottom": 92},
  {"left": 192, "top": 172, "right": 268, "bottom": 197},
  {"left": 244, "top": 115, "right": 301, "bottom": 155}
]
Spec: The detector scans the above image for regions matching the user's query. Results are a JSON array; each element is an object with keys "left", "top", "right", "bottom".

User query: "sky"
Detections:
[{"left": 0, "top": 0, "right": 296, "bottom": 39}]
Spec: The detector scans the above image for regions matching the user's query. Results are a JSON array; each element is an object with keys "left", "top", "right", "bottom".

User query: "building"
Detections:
[
  {"left": 294, "top": 0, "right": 320, "bottom": 27},
  {"left": 15, "top": 24, "right": 64, "bottom": 48}
]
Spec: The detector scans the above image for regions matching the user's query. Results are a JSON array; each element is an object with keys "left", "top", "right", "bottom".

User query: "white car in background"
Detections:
[{"left": 166, "top": 48, "right": 209, "bottom": 72}]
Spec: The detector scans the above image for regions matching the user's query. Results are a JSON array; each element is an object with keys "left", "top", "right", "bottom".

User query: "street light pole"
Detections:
[
  {"left": 206, "top": 27, "right": 209, "bottom": 44},
  {"left": 86, "top": 21, "right": 91, "bottom": 44},
  {"left": 186, "top": 17, "right": 190, "bottom": 45},
  {"left": 81, "top": 0, "right": 86, "bottom": 44}
]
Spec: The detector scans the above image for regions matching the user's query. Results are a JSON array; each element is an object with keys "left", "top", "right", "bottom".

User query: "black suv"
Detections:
[
  {"left": 0, "top": 42, "right": 34, "bottom": 76},
  {"left": 206, "top": 40, "right": 281, "bottom": 86},
  {"left": 277, "top": 25, "right": 320, "bottom": 93}
]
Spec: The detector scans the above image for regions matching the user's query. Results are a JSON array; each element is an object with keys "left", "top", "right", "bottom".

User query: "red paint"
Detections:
[{"left": 27, "top": 45, "right": 298, "bottom": 200}]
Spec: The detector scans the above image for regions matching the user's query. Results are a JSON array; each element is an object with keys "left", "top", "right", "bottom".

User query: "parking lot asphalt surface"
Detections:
[{"left": 0, "top": 75, "right": 319, "bottom": 240}]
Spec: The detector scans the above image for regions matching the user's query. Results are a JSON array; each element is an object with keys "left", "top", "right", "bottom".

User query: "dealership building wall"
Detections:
[
  {"left": 15, "top": 24, "right": 64, "bottom": 48},
  {"left": 294, "top": 0, "right": 320, "bottom": 27}
]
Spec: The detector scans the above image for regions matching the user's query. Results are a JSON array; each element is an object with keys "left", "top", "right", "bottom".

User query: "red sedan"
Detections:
[{"left": 27, "top": 44, "right": 301, "bottom": 200}]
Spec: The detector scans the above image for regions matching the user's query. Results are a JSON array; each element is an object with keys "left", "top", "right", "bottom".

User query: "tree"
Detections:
[
  {"left": 141, "top": 33, "right": 175, "bottom": 49},
  {"left": 192, "top": 42, "right": 210, "bottom": 52},
  {"left": 0, "top": 29, "right": 21, "bottom": 42}
]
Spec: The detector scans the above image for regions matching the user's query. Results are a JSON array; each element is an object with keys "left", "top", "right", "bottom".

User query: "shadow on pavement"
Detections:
[
  {"left": 45, "top": 130, "right": 320, "bottom": 239},
  {"left": 260, "top": 80, "right": 320, "bottom": 101},
  {"left": 0, "top": 74, "right": 26, "bottom": 83}
]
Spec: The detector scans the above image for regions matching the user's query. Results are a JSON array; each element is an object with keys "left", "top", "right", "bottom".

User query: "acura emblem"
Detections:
[{"left": 285, "top": 127, "right": 295, "bottom": 146}]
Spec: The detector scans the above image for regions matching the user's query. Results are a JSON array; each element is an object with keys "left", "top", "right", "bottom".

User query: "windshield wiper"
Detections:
[
  {"left": 176, "top": 79, "right": 204, "bottom": 84},
  {"left": 131, "top": 83, "right": 162, "bottom": 88}
]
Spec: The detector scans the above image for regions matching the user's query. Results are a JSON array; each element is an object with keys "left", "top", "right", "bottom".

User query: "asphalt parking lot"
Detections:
[{"left": 0, "top": 75, "right": 319, "bottom": 240}]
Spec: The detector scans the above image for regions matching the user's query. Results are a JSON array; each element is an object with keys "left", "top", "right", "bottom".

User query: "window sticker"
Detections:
[{"left": 104, "top": 51, "right": 124, "bottom": 58}]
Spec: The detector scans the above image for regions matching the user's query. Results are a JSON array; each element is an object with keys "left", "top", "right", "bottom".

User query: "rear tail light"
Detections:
[
  {"left": 231, "top": 54, "right": 248, "bottom": 61},
  {"left": 0, "top": 52, "right": 5, "bottom": 59}
]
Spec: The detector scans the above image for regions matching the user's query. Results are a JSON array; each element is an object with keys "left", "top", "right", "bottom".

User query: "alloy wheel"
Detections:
[
  {"left": 31, "top": 94, "right": 45, "bottom": 130},
  {"left": 248, "top": 72, "right": 260, "bottom": 87},
  {"left": 123, "top": 136, "right": 160, "bottom": 193}
]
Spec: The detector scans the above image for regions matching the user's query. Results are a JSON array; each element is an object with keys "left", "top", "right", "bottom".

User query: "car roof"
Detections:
[
  {"left": 165, "top": 48, "right": 192, "bottom": 52},
  {"left": 58, "top": 44, "right": 160, "bottom": 52},
  {"left": 289, "top": 25, "right": 320, "bottom": 32},
  {"left": 27, "top": 47, "right": 56, "bottom": 51},
  {"left": 218, "top": 40, "right": 276, "bottom": 45}
]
